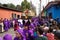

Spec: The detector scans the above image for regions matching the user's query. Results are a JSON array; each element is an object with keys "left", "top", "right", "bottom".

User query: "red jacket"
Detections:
[{"left": 14, "top": 24, "right": 19, "bottom": 31}]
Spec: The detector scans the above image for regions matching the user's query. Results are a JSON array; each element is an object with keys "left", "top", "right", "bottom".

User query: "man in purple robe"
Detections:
[
  {"left": 3, "top": 34, "right": 12, "bottom": 40},
  {"left": 8, "top": 20, "right": 11, "bottom": 29},
  {"left": 23, "top": 24, "right": 34, "bottom": 40},
  {"left": 3, "top": 18, "right": 9, "bottom": 31},
  {"left": 30, "top": 23, "right": 35, "bottom": 30},
  {"left": 23, "top": 25, "right": 29, "bottom": 38},
  {"left": 29, "top": 27, "right": 34, "bottom": 36}
]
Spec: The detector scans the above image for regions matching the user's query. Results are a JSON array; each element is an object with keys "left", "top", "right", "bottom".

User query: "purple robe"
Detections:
[
  {"left": 3, "top": 34, "right": 12, "bottom": 40},
  {"left": 19, "top": 23, "right": 23, "bottom": 28},
  {"left": 33, "top": 19, "right": 40, "bottom": 26},
  {"left": 30, "top": 23, "right": 36, "bottom": 29},
  {"left": 23, "top": 29, "right": 34, "bottom": 40},
  {"left": 14, "top": 37, "right": 26, "bottom": 40},
  {"left": 0, "top": 37, "right": 2, "bottom": 40},
  {"left": 8, "top": 20, "right": 11, "bottom": 29},
  {"left": 23, "top": 29, "right": 28, "bottom": 36},
  {"left": 17, "top": 29, "right": 25, "bottom": 37},
  {"left": 3, "top": 19, "right": 9, "bottom": 31},
  {"left": 32, "top": 17, "right": 38, "bottom": 22},
  {"left": 14, "top": 29, "right": 26, "bottom": 40},
  {"left": 14, "top": 37, "right": 23, "bottom": 40},
  {"left": 29, "top": 29, "right": 34, "bottom": 36}
]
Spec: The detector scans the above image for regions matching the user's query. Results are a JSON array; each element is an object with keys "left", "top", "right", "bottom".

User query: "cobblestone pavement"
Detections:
[{"left": 0, "top": 28, "right": 15, "bottom": 40}]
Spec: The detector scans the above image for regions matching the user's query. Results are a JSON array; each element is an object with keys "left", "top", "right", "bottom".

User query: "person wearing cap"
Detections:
[{"left": 3, "top": 34, "right": 12, "bottom": 40}]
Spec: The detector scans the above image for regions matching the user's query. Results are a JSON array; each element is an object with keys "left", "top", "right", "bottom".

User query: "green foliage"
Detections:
[
  {"left": 16, "top": 5, "right": 22, "bottom": 10},
  {"left": 21, "top": 0, "right": 31, "bottom": 11},
  {"left": 8, "top": 3, "right": 16, "bottom": 9},
  {"left": 2, "top": 3, "right": 16, "bottom": 9},
  {"left": 0, "top": 3, "right": 2, "bottom": 6},
  {"left": 2, "top": 4, "right": 8, "bottom": 7},
  {"left": 0, "top": 0, "right": 30, "bottom": 11}
]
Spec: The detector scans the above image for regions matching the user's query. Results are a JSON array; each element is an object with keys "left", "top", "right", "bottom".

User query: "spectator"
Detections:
[
  {"left": 46, "top": 27, "right": 54, "bottom": 40},
  {"left": 14, "top": 21, "right": 19, "bottom": 31},
  {"left": 35, "top": 28, "right": 47, "bottom": 40}
]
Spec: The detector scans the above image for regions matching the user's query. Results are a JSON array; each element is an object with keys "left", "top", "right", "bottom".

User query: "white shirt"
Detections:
[
  {"left": 25, "top": 20, "right": 28, "bottom": 23},
  {"left": 18, "top": 19, "right": 23, "bottom": 24}
]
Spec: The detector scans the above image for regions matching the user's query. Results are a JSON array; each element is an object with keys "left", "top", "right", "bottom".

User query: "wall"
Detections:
[
  {"left": 47, "top": 5, "right": 60, "bottom": 19},
  {"left": 41, "top": 0, "right": 55, "bottom": 11},
  {"left": 0, "top": 8, "right": 22, "bottom": 20}
]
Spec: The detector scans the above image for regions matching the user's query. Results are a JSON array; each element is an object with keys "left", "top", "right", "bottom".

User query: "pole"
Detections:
[{"left": 39, "top": 0, "right": 41, "bottom": 17}]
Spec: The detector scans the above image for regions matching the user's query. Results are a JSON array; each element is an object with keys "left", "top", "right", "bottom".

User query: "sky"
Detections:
[
  {"left": 0, "top": 0, "right": 55, "bottom": 16},
  {"left": 0, "top": 0, "right": 40, "bottom": 6}
]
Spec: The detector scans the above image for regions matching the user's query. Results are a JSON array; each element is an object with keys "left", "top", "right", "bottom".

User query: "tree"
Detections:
[
  {"left": 0, "top": 3, "right": 2, "bottom": 6},
  {"left": 16, "top": 5, "right": 22, "bottom": 10},
  {"left": 8, "top": 3, "right": 16, "bottom": 9},
  {"left": 2, "top": 4, "right": 8, "bottom": 7},
  {"left": 2, "top": 3, "right": 16, "bottom": 9},
  {"left": 21, "top": 0, "right": 31, "bottom": 11}
]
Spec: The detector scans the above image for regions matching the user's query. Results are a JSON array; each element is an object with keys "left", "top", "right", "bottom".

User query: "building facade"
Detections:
[
  {"left": 0, "top": 6, "right": 22, "bottom": 20},
  {"left": 41, "top": 1, "right": 60, "bottom": 19}
]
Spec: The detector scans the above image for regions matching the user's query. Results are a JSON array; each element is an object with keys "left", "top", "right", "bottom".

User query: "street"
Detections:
[{"left": 0, "top": 28, "right": 15, "bottom": 40}]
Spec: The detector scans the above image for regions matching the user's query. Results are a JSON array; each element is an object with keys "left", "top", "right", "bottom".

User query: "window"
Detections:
[
  {"left": 12, "top": 13, "right": 16, "bottom": 19},
  {"left": 17, "top": 15, "right": 20, "bottom": 19}
]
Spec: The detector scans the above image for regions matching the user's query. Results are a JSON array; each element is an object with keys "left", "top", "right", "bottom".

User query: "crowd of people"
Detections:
[{"left": 0, "top": 17, "right": 60, "bottom": 40}]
